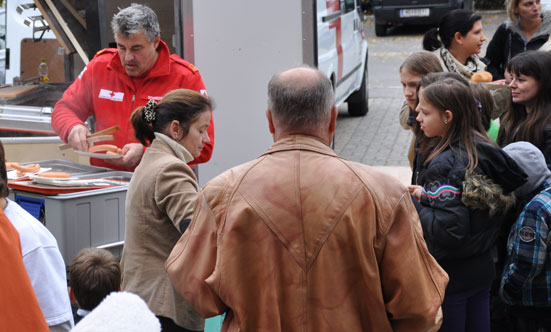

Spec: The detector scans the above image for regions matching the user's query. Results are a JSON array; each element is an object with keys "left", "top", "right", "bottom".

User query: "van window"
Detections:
[{"left": 341, "top": 0, "right": 355, "bottom": 13}]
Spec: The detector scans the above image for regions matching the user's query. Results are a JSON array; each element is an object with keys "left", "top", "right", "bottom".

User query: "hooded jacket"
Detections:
[
  {"left": 413, "top": 138, "right": 526, "bottom": 293},
  {"left": 500, "top": 141, "right": 551, "bottom": 306},
  {"left": 485, "top": 12, "right": 551, "bottom": 80},
  {"left": 166, "top": 135, "right": 449, "bottom": 332}
]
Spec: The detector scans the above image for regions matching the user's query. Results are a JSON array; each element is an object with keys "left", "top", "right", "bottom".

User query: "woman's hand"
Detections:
[{"left": 408, "top": 185, "right": 423, "bottom": 201}]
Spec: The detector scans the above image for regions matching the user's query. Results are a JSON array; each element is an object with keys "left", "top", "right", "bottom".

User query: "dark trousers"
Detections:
[
  {"left": 157, "top": 316, "right": 203, "bottom": 332},
  {"left": 439, "top": 283, "right": 491, "bottom": 332}
]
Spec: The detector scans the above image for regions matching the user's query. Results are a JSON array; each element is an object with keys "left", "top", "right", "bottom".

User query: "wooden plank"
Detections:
[
  {"left": 0, "top": 85, "right": 40, "bottom": 98},
  {"left": 44, "top": 0, "right": 89, "bottom": 64},
  {"left": 59, "top": 0, "right": 86, "bottom": 29},
  {"left": 20, "top": 38, "right": 66, "bottom": 83},
  {"left": 33, "top": 0, "right": 72, "bottom": 55}
]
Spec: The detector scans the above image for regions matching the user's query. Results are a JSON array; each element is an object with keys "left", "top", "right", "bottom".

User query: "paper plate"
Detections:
[
  {"left": 76, "top": 151, "right": 123, "bottom": 159},
  {"left": 29, "top": 174, "right": 75, "bottom": 186}
]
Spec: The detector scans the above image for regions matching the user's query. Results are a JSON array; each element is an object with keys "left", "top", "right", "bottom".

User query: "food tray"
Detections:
[
  {"left": 8, "top": 180, "right": 117, "bottom": 195},
  {"left": 9, "top": 171, "right": 132, "bottom": 195},
  {"left": 25, "top": 159, "right": 107, "bottom": 175}
]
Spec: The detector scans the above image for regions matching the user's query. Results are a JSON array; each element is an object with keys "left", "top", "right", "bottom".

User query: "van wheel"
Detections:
[
  {"left": 347, "top": 60, "right": 368, "bottom": 117},
  {"left": 375, "top": 23, "right": 386, "bottom": 37}
]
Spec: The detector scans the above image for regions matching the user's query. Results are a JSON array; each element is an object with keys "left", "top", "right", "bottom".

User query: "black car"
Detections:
[{"left": 372, "top": 0, "right": 474, "bottom": 36}]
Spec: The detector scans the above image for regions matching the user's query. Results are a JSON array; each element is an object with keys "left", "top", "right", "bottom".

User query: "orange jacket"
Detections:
[
  {"left": 167, "top": 135, "right": 448, "bottom": 332},
  {"left": 52, "top": 40, "right": 213, "bottom": 171},
  {"left": 0, "top": 209, "right": 49, "bottom": 331}
]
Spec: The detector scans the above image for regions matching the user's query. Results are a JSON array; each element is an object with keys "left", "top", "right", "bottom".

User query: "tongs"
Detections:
[{"left": 58, "top": 125, "right": 120, "bottom": 150}]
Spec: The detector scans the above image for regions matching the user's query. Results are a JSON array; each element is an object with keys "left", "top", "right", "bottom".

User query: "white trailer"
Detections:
[{"left": 178, "top": 0, "right": 368, "bottom": 185}]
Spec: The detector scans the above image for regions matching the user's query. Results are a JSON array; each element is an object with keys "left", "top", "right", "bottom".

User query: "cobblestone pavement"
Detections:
[{"left": 334, "top": 11, "right": 507, "bottom": 181}]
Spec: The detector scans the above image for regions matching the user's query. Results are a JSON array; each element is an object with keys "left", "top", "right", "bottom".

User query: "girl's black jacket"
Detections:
[{"left": 412, "top": 139, "right": 527, "bottom": 293}]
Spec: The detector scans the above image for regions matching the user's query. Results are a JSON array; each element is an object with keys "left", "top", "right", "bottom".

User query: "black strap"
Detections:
[{"left": 179, "top": 218, "right": 191, "bottom": 233}]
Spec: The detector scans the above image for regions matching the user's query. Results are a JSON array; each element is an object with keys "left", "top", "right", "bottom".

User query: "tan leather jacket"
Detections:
[{"left": 166, "top": 135, "right": 448, "bottom": 332}]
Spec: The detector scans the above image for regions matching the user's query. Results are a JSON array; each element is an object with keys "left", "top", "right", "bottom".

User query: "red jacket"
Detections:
[{"left": 52, "top": 40, "right": 214, "bottom": 171}]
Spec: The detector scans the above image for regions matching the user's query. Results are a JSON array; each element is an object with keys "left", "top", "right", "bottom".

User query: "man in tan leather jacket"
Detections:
[{"left": 166, "top": 67, "right": 448, "bottom": 331}]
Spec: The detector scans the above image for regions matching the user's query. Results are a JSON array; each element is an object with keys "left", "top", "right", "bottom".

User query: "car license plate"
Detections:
[{"left": 399, "top": 8, "right": 430, "bottom": 17}]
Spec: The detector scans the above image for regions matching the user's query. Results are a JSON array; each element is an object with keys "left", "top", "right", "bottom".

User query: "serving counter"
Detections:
[{"left": 8, "top": 160, "right": 132, "bottom": 265}]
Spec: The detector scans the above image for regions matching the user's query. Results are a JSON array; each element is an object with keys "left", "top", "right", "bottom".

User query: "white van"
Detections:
[{"left": 317, "top": 0, "right": 369, "bottom": 116}]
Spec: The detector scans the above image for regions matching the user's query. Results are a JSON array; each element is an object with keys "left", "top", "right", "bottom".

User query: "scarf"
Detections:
[{"left": 439, "top": 47, "right": 487, "bottom": 79}]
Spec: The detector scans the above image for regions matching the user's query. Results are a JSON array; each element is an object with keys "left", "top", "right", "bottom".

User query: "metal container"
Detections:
[
  {"left": 8, "top": 162, "right": 132, "bottom": 264},
  {"left": 0, "top": 104, "right": 54, "bottom": 134}
]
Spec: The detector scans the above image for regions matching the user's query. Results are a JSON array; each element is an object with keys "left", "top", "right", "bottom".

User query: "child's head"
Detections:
[
  {"left": 399, "top": 51, "right": 443, "bottom": 110},
  {"left": 503, "top": 141, "right": 551, "bottom": 199},
  {"left": 469, "top": 83, "right": 493, "bottom": 131},
  {"left": 69, "top": 248, "right": 121, "bottom": 311},
  {"left": 417, "top": 78, "right": 486, "bottom": 169}
]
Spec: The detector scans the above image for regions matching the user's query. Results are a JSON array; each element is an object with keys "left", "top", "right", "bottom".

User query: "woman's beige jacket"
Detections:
[{"left": 121, "top": 133, "right": 203, "bottom": 330}]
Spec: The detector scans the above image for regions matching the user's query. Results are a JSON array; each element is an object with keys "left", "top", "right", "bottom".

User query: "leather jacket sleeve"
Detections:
[
  {"left": 165, "top": 190, "right": 227, "bottom": 317},
  {"left": 382, "top": 192, "right": 448, "bottom": 331}
]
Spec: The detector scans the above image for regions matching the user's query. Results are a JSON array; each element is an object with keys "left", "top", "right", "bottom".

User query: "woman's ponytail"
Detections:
[
  {"left": 423, "top": 27, "right": 441, "bottom": 51},
  {"left": 130, "top": 105, "right": 155, "bottom": 146}
]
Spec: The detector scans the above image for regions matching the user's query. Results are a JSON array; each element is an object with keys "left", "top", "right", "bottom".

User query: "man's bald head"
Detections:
[{"left": 267, "top": 66, "right": 335, "bottom": 134}]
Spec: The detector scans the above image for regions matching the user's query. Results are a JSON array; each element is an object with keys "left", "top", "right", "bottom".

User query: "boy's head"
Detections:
[
  {"left": 69, "top": 248, "right": 121, "bottom": 311},
  {"left": 503, "top": 141, "right": 551, "bottom": 199}
]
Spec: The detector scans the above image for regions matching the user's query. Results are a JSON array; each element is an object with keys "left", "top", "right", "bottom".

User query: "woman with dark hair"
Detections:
[
  {"left": 121, "top": 89, "right": 212, "bottom": 332},
  {"left": 498, "top": 50, "right": 551, "bottom": 169},
  {"left": 409, "top": 78, "right": 526, "bottom": 332},
  {"left": 423, "top": 9, "right": 487, "bottom": 80},
  {"left": 485, "top": 0, "right": 551, "bottom": 80}
]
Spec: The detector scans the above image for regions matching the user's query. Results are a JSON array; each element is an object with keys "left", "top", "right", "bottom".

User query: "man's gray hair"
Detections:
[
  {"left": 267, "top": 66, "right": 335, "bottom": 132},
  {"left": 111, "top": 3, "right": 160, "bottom": 42}
]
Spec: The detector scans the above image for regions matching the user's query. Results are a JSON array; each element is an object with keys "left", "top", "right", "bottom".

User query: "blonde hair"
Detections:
[{"left": 506, "top": 0, "right": 520, "bottom": 23}]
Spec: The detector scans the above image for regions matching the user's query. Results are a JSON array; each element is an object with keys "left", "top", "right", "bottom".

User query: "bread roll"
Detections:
[{"left": 470, "top": 71, "right": 493, "bottom": 83}]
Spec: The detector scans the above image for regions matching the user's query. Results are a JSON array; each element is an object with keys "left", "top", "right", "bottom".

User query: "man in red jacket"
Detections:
[{"left": 52, "top": 4, "right": 214, "bottom": 171}]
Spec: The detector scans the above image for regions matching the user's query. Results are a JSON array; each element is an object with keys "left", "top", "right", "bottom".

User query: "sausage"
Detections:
[
  {"left": 106, "top": 149, "right": 124, "bottom": 156},
  {"left": 37, "top": 172, "right": 72, "bottom": 178},
  {"left": 17, "top": 164, "right": 41, "bottom": 173},
  {"left": 12, "top": 163, "right": 41, "bottom": 177},
  {"left": 5, "top": 162, "right": 20, "bottom": 170},
  {"left": 88, "top": 144, "right": 120, "bottom": 153}
]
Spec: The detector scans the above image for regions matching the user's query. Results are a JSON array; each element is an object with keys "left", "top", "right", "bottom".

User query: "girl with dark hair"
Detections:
[
  {"left": 423, "top": 9, "right": 487, "bottom": 80},
  {"left": 399, "top": 51, "right": 444, "bottom": 168},
  {"left": 409, "top": 79, "right": 526, "bottom": 332},
  {"left": 469, "top": 82, "right": 500, "bottom": 142},
  {"left": 498, "top": 50, "right": 551, "bottom": 169},
  {"left": 121, "top": 88, "right": 212, "bottom": 332},
  {"left": 485, "top": 0, "right": 551, "bottom": 80}
]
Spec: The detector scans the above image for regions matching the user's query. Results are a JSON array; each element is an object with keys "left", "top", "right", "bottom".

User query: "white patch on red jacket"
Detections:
[
  {"left": 99, "top": 89, "right": 124, "bottom": 102},
  {"left": 200, "top": 89, "right": 207, "bottom": 96},
  {"left": 147, "top": 96, "right": 163, "bottom": 101},
  {"left": 78, "top": 66, "right": 87, "bottom": 79}
]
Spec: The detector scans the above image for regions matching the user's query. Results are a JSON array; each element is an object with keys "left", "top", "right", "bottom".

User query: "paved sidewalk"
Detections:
[{"left": 333, "top": 10, "right": 507, "bottom": 183}]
